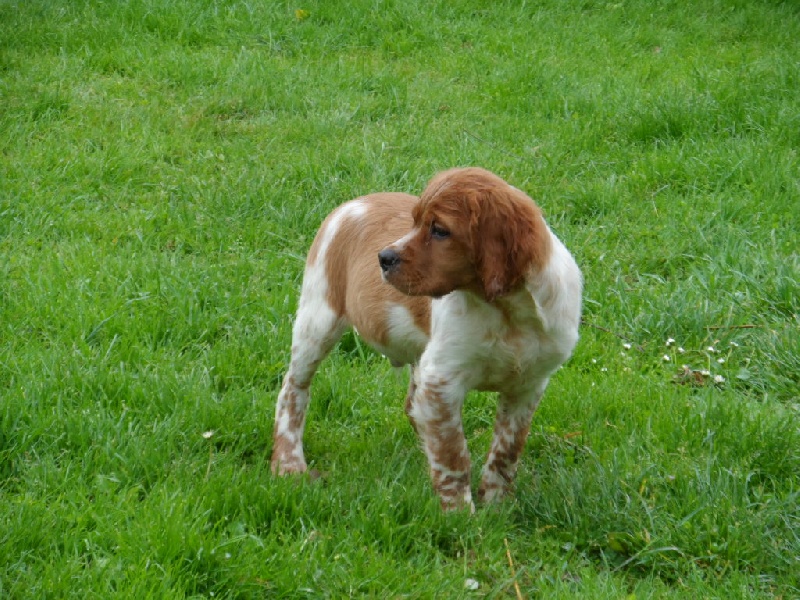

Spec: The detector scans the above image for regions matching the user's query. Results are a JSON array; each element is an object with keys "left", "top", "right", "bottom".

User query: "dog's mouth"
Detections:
[
  {"left": 379, "top": 255, "right": 421, "bottom": 296},
  {"left": 378, "top": 247, "right": 454, "bottom": 298},
  {"left": 382, "top": 269, "right": 414, "bottom": 296},
  {"left": 384, "top": 273, "right": 449, "bottom": 299}
]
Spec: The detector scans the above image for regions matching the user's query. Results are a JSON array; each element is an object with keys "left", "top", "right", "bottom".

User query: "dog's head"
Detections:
[{"left": 379, "top": 167, "right": 552, "bottom": 301}]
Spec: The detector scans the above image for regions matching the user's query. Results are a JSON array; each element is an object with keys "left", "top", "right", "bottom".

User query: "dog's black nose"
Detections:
[{"left": 378, "top": 248, "right": 401, "bottom": 273}]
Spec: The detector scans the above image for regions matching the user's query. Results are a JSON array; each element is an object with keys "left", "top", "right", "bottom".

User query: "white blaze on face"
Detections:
[
  {"left": 380, "top": 227, "right": 418, "bottom": 286},
  {"left": 390, "top": 228, "right": 416, "bottom": 253}
]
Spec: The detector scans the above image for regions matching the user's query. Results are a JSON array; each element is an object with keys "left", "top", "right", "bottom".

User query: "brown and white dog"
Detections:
[{"left": 271, "top": 167, "right": 582, "bottom": 510}]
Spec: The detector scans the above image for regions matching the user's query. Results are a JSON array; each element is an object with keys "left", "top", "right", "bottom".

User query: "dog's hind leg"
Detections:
[{"left": 271, "top": 267, "right": 348, "bottom": 476}]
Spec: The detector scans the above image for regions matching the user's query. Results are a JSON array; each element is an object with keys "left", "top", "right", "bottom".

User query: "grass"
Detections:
[{"left": 1, "top": 0, "right": 798, "bottom": 597}]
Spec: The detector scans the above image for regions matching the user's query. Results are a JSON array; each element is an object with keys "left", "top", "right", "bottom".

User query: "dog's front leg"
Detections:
[
  {"left": 403, "top": 365, "right": 419, "bottom": 434},
  {"left": 478, "top": 384, "right": 546, "bottom": 503},
  {"left": 408, "top": 376, "right": 473, "bottom": 512}
]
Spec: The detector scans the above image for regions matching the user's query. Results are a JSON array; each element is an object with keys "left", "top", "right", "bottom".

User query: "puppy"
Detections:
[{"left": 271, "top": 167, "right": 582, "bottom": 510}]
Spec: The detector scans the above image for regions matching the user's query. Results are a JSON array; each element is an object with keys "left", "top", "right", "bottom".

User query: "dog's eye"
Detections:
[{"left": 430, "top": 222, "right": 450, "bottom": 240}]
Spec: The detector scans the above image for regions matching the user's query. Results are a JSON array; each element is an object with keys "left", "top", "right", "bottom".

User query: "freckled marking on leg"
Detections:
[
  {"left": 437, "top": 478, "right": 474, "bottom": 512},
  {"left": 479, "top": 405, "right": 534, "bottom": 502},
  {"left": 432, "top": 468, "right": 470, "bottom": 499},
  {"left": 271, "top": 434, "right": 306, "bottom": 474},
  {"left": 274, "top": 384, "right": 307, "bottom": 432},
  {"left": 413, "top": 379, "right": 472, "bottom": 505},
  {"left": 430, "top": 425, "right": 470, "bottom": 467},
  {"left": 271, "top": 381, "right": 310, "bottom": 474}
]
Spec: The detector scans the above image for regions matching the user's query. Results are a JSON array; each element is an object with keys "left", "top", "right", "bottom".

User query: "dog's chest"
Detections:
[
  {"left": 424, "top": 291, "right": 563, "bottom": 394},
  {"left": 471, "top": 326, "right": 555, "bottom": 392}
]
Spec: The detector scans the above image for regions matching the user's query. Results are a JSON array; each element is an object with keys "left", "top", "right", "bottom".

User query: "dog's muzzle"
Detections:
[{"left": 378, "top": 248, "right": 401, "bottom": 274}]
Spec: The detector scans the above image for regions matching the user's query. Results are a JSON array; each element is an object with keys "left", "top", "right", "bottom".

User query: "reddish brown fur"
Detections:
[
  {"left": 310, "top": 193, "right": 431, "bottom": 344},
  {"left": 383, "top": 168, "right": 552, "bottom": 301}
]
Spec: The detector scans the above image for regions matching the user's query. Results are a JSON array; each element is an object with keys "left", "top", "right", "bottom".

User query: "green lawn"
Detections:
[{"left": 1, "top": 0, "right": 798, "bottom": 597}]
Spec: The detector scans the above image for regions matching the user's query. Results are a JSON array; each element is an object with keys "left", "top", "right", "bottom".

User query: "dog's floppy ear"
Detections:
[{"left": 470, "top": 186, "right": 551, "bottom": 301}]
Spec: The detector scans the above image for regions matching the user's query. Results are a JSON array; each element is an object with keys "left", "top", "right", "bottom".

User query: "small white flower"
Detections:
[
  {"left": 677, "top": 347, "right": 685, "bottom": 354},
  {"left": 601, "top": 367, "right": 608, "bottom": 372},
  {"left": 202, "top": 430, "right": 215, "bottom": 439},
  {"left": 714, "top": 375, "right": 725, "bottom": 383},
  {"left": 662, "top": 355, "right": 671, "bottom": 362},
  {"left": 623, "top": 343, "right": 632, "bottom": 350},
  {"left": 591, "top": 358, "right": 598, "bottom": 364},
  {"left": 700, "top": 370, "right": 711, "bottom": 376},
  {"left": 666, "top": 338, "right": 676, "bottom": 347},
  {"left": 707, "top": 346, "right": 716, "bottom": 353},
  {"left": 730, "top": 341, "right": 739, "bottom": 347},
  {"left": 464, "top": 578, "right": 480, "bottom": 591},
  {"left": 224, "top": 552, "right": 232, "bottom": 560},
  {"left": 717, "top": 358, "right": 725, "bottom": 364}
]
